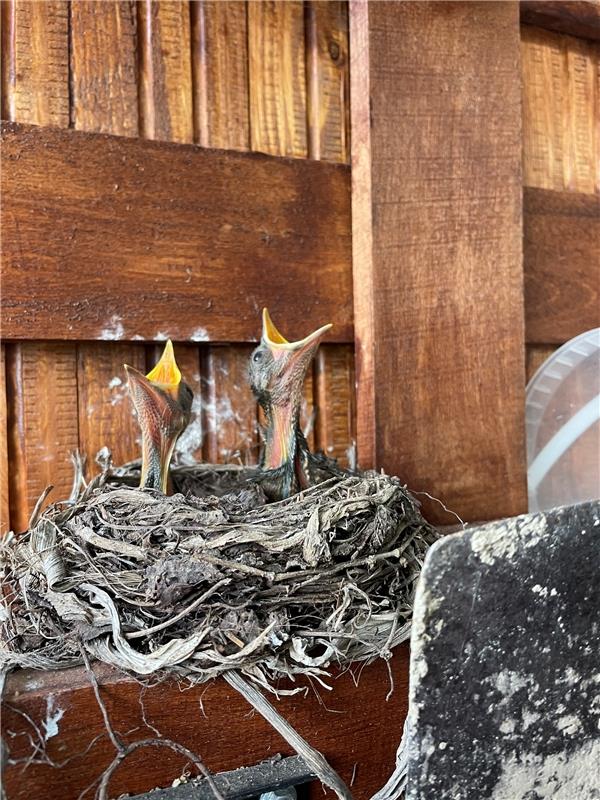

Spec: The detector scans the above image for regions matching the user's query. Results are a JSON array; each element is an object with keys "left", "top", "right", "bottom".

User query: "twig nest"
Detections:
[{"left": 0, "top": 468, "right": 439, "bottom": 689}]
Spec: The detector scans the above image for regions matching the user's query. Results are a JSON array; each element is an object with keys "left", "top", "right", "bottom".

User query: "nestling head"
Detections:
[{"left": 248, "top": 308, "right": 332, "bottom": 410}]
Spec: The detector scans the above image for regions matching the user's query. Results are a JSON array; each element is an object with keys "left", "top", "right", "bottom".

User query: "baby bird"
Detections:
[
  {"left": 249, "top": 308, "right": 336, "bottom": 500},
  {"left": 125, "top": 340, "right": 193, "bottom": 493}
]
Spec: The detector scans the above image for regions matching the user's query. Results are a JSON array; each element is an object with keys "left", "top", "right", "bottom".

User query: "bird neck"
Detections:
[{"left": 263, "top": 400, "right": 300, "bottom": 471}]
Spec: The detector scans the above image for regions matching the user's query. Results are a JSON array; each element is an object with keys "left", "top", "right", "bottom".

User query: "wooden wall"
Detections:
[
  {"left": 1, "top": 2, "right": 598, "bottom": 534},
  {"left": 521, "top": 23, "right": 599, "bottom": 380},
  {"left": 0, "top": 0, "right": 355, "bottom": 533}
]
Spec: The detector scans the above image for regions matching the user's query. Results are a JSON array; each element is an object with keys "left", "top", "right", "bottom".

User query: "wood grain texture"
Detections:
[
  {"left": 77, "top": 343, "right": 146, "bottom": 474},
  {"left": 1, "top": 122, "right": 353, "bottom": 344},
  {"left": 306, "top": 1, "right": 355, "bottom": 466},
  {"left": 0, "top": 0, "right": 69, "bottom": 125},
  {"left": 70, "top": 1, "right": 139, "bottom": 136},
  {"left": 0, "top": 346, "right": 9, "bottom": 533},
  {"left": 350, "top": 1, "right": 527, "bottom": 523},
  {"left": 315, "top": 344, "right": 355, "bottom": 467},
  {"left": 521, "top": 27, "right": 599, "bottom": 193},
  {"left": 248, "top": 0, "right": 307, "bottom": 157},
  {"left": 2, "top": 649, "right": 409, "bottom": 800},
  {"left": 202, "top": 345, "right": 259, "bottom": 464},
  {"left": 70, "top": 1, "right": 147, "bottom": 482},
  {"left": 521, "top": 1, "right": 600, "bottom": 41},
  {"left": 349, "top": 0, "right": 376, "bottom": 470},
  {"left": 6, "top": 343, "right": 79, "bottom": 533},
  {"left": 1, "top": 0, "right": 75, "bottom": 534},
  {"left": 524, "top": 188, "right": 600, "bottom": 343},
  {"left": 191, "top": 0, "right": 250, "bottom": 149},
  {"left": 526, "top": 343, "right": 557, "bottom": 383},
  {"left": 138, "top": 0, "right": 194, "bottom": 143},
  {"left": 305, "top": 0, "right": 349, "bottom": 163}
]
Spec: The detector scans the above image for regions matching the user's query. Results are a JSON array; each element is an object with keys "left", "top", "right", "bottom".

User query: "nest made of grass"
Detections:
[{"left": 0, "top": 465, "right": 439, "bottom": 691}]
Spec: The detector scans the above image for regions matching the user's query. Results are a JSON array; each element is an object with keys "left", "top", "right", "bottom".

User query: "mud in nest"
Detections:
[{"left": 0, "top": 465, "right": 439, "bottom": 691}]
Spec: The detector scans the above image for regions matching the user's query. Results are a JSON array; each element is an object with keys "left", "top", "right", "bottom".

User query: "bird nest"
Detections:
[{"left": 0, "top": 463, "right": 439, "bottom": 691}]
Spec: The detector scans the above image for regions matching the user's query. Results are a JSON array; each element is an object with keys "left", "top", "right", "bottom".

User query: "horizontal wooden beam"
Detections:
[
  {"left": 1, "top": 122, "right": 353, "bottom": 343},
  {"left": 524, "top": 187, "right": 600, "bottom": 343},
  {"left": 520, "top": 1, "right": 600, "bottom": 41},
  {"left": 2, "top": 651, "right": 409, "bottom": 800}
]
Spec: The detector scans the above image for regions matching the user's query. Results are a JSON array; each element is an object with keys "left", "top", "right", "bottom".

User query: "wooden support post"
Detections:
[{"left": 350, "top": 1, "right": 527, "bottom": 523}]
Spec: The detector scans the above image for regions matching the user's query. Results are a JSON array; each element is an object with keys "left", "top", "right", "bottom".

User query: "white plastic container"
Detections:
[{"left": 526, "top": 328, "right": 600, "bottom": 512}]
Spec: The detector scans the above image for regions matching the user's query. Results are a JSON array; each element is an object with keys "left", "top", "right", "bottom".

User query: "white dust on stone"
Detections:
[
  {"left": 471, "top": 515, "right": 547, "bottom": 566},
  {"left": 555, "top": 714, "right": 582, "bottom": 736},
  {"left": 491, "top": 738, "right": 600, "bottom": 800}
]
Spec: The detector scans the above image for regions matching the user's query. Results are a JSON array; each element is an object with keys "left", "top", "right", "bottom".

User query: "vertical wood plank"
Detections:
[
  {"left": 1, "top": 0, "right": 76, "bottom": 527},
  {"left": 305, "top": 0, "right": 355, "bottom": 464},
  {"left": 248, "top": 0, "right": 307, "bottom": 157},
  {"left": 521, "top": 26, "right": 599, "bottom": 193},
  {"left": 351, "top": 1, "right": 527, "bottom": 523},
  {"left": 70, "top": 0, "right": 146, "bottom": 475},
  {"left": 202, "top": 345, "right": 258, "bottom": 464},
  {"left": 138, "top": 0, "right": 194, "bottom": 143},
  {"left": 526, "top": 344, "right": 557, "bottom": 383},
  {"left": 77, "top": 344, "right": 146, "bottom": 471},
  {"left": 7, "top": 344, "right": 79, "bottom": 533},
  {"left": 191, "top": 2, "right": 257, "bottom": 463},
  {"left": 70, "top": 0, "right": 139, "bottom": 137},
  {"left": 349, "top": 0, "right": 376, "bottom": 469},
  {"left": 305, "top": 0, "right": 349, "bottom": 163},
  {"left": 315, "top": 344, "right": 355, "bottom": 467},
  {"left": 0, "top": 347, "right": 9, "bottom": 533},
  {"left": 0, "top": 0, "right": 69, "bottom": 125},
  {"left": 564, "top": 36, "right": 598, "bottom": 193},
  {"left": 191, "top": 0, "right": 250, "bottom": 150},
  {"left": 521, "top": 27, "right": 567, "bottom": 191}
]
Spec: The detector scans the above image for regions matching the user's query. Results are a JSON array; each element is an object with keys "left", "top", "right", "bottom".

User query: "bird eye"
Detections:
[{"left": 252, "top": 350, "right": 263, "bottom": 362}]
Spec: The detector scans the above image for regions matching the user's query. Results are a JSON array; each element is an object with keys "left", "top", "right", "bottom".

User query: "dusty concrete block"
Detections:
[{"left": 406, "top": 500, "right": 600, "bottom": 800}]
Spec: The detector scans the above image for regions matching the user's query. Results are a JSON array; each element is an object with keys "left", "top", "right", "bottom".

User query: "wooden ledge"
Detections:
[
  {"left": 2, "top": 648, "right": 409, "bottom": 800},
  {"left": 1, "top": 122, "right": 353, "bottom": 344},
  {"left": 521, "top": 1, "right": 600, "bottom": 41},
  {"left": 524, "top": 187, "right": 600, "bottom": 343}
]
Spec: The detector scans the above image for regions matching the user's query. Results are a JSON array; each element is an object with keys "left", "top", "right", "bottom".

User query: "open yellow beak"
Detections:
[
  {"left": 125, "top": 340, "right": 188, "bottom": 493},
  {"left": 145, "top": 339, "right": 181, "bottom": 395},
  {"left": 261, "top": 308, "right": 332, "bottom": 354}
]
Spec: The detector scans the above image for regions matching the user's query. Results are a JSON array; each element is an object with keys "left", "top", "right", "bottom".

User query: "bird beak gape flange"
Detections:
[{"left": 261, "top": 308, "right": 332, "bottom": 395}]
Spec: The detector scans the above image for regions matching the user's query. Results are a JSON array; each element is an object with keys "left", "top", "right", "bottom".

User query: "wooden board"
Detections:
[
  {"left": 521, "top": 27, "right": 599, "bottom": 194},
  {"left": 70, "top": 1, "right": 148, "bottom": 481},
  {"left": 0, "top": 0, "right": 76, "bottom": 533},
  {"left": 350, "top": 1, "right": 527, "bottom": 523},
  {"left": 1, "top": 122, "right": 353, "bottom": 344},
  {"left": 1, "top": 649, "right": 409, "bottom": 800},
  {"left": 138, "top": 0, "right": 194, "bottom": 143},
  {"left": 524, "top": 188, "right": 600, "bottom": 343},
  {"left": 77, "top": 343, "right": 146, "bottom": 474},
  {"left": 521, "top": 1, "right": 600, "bottom": 42},
  {"left": 6, "top": 343, "right": 79, "bottom": 533},
  {"left": 315, "top": 344, "right": 355, "bottom": 467},
  {"left": 202, "top": 345, "right": 259, "bottom": 464},
  {"left": 306, "top": 1, "right": 350, "bottom": 163},
  {"left": 0, "top": 346, "right": 9, "bottom": 533},
  {"left": 191, "top": 0, "right": 250, "bottom": 150},
  {"left": 248, "top": 0, "right": 307, "bottom": 158},
  {"left": 0, "top": 0, "right": 69, "bottom": 125},
  {"left": 70, "top": 0, "right": 139, "bottom": 136}
]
